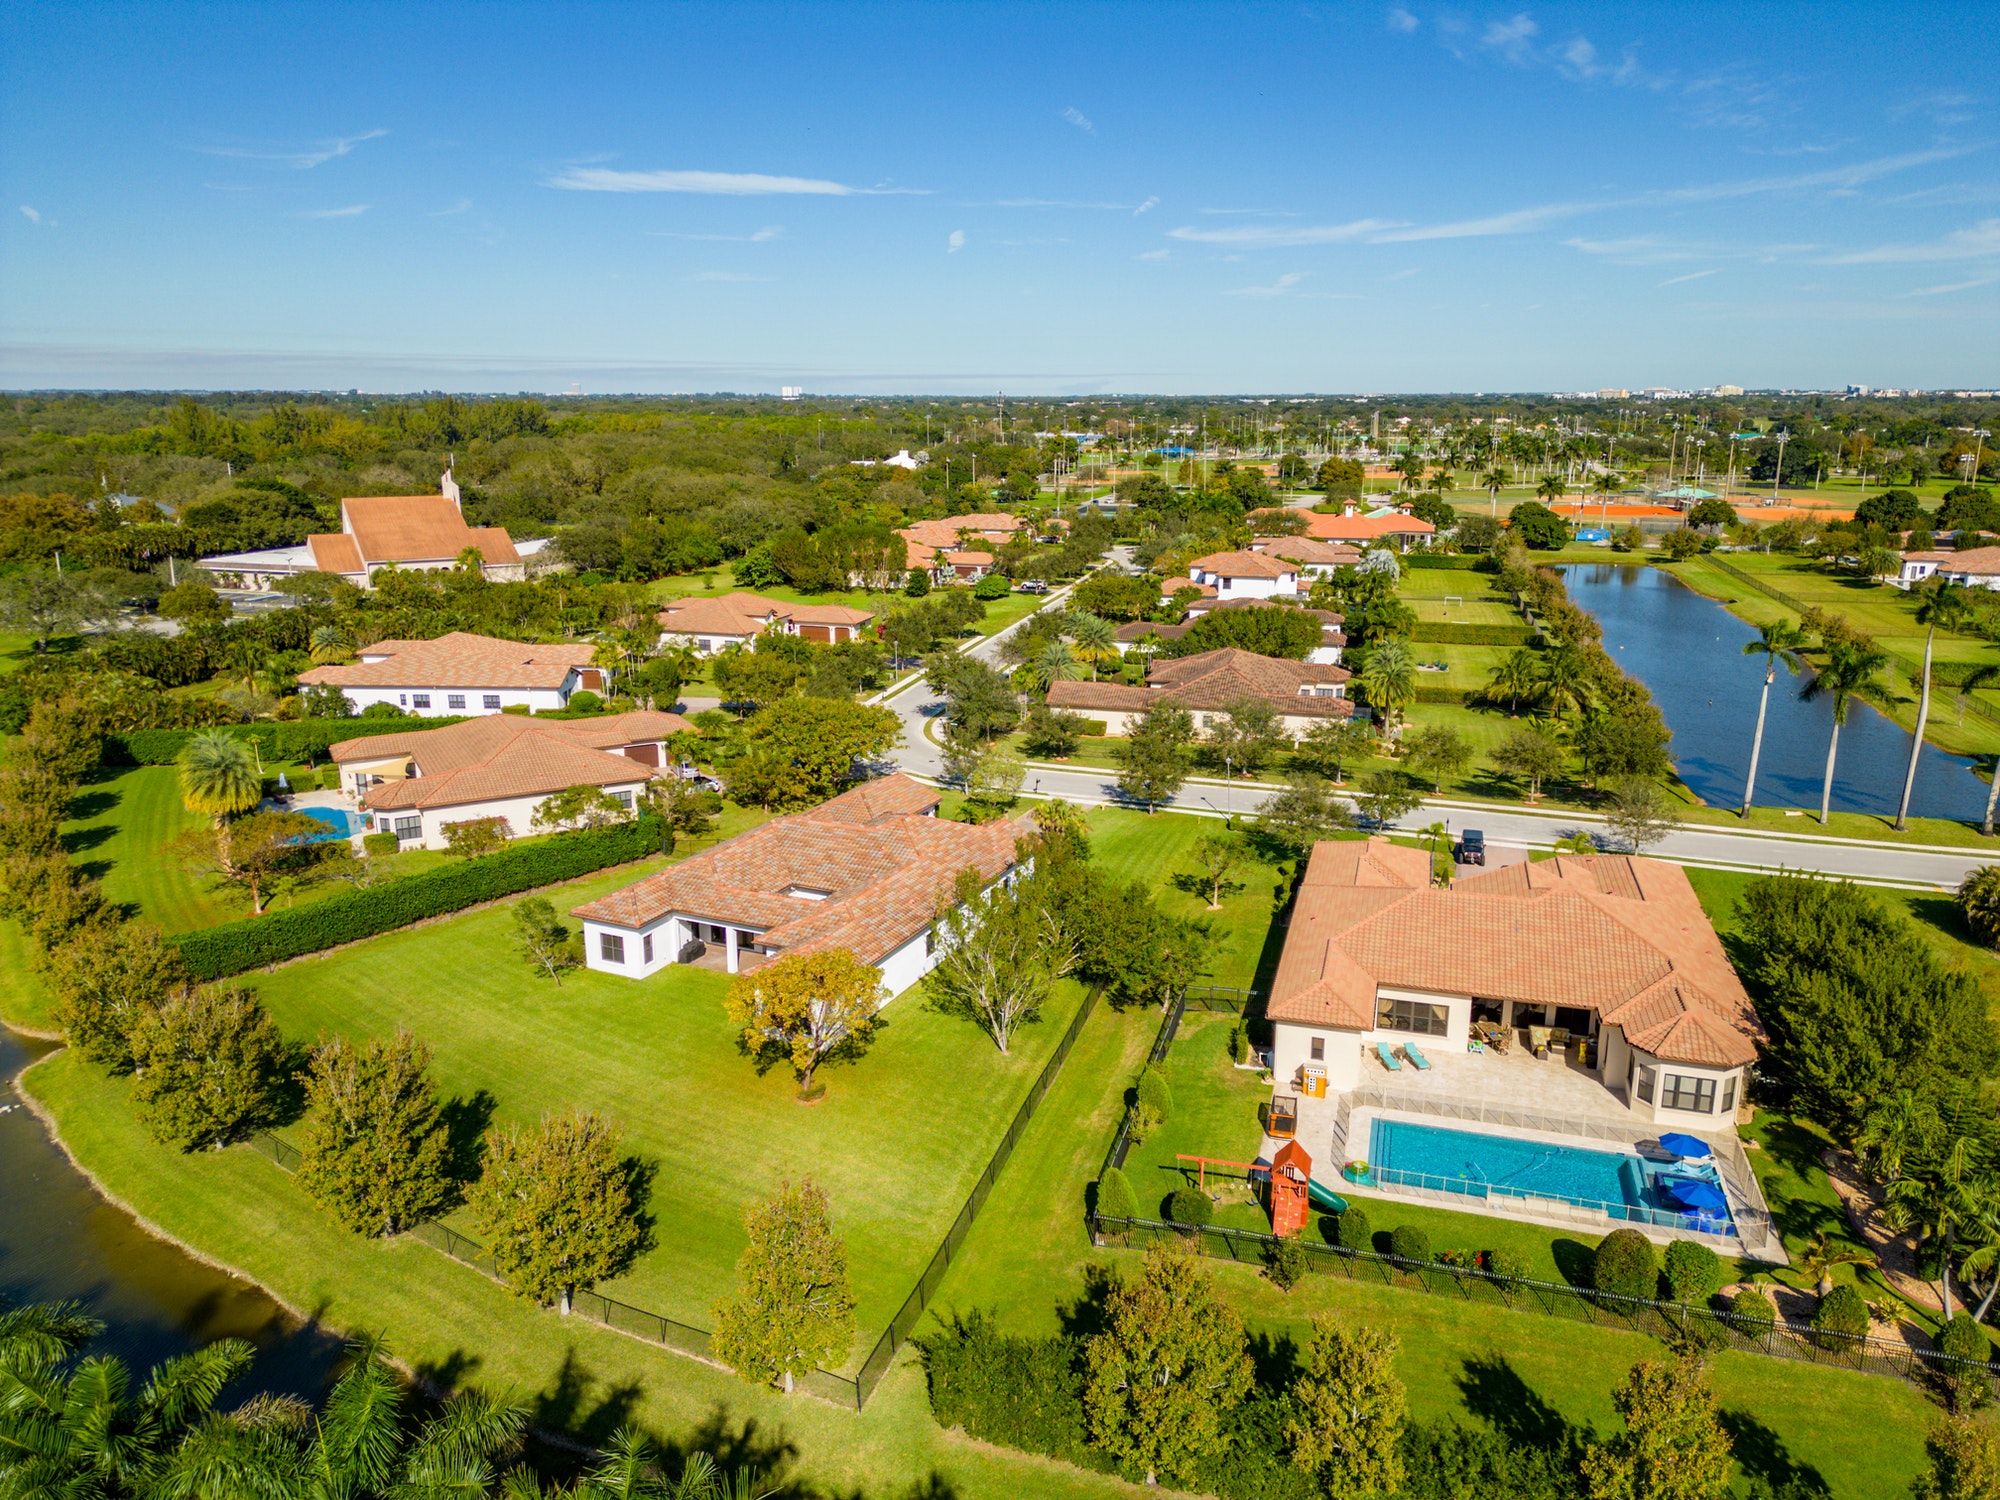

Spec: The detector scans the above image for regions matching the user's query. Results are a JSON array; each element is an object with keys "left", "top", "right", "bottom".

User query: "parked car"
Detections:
[
  {"left": 1457, "top": 829, "right": 1485, "bottom": 865},
  {"left": 1015, "top": 579, "right": 1050, "bottom": 594}
]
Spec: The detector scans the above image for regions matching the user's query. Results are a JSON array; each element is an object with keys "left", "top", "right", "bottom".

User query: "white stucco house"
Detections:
[
  {"left": 1046, "top": 647, "right": 1353, "bottom": 737},
  {"left": 1176, "top": 550, "right": 1300, "bottom": 600},
  {"left": 297, "top": 631, "right": 605, "bottom": 716},
  {"left": 569, "top": 772, "right": 1022, "bottom": 994},
  {"left": 1899, "top": 546, "right": 2000, "bottom": 590},
  {"left": 656, "top": 593, "right": 876, "bottom": 656},
  {"left": 1266, "top": 839, "right": 1762, "bottom": 1129},
  {"left": 330, "top": 709, "right": 690, "bottom": 850}
]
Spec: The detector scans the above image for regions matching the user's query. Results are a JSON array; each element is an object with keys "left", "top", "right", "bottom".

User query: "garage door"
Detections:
[
  {"left": 798, "top": 625, "right": 832, "bottom": 643},
  {"left": 623, "top": 742, "right": 660, "bottom": 767}
]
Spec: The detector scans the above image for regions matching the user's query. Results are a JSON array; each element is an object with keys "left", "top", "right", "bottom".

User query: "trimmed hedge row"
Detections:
[
  {"left": 169, "top": 817, "right": 662, "bottom": 979},
  {"left": 106, "top": 718, "right": 473, "bottom": 767},
  {"left": 1410, "top": 622, "right": 1536, "bottom": 646}
]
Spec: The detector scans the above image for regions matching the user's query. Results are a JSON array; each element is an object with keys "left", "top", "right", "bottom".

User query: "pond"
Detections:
[
  {"left": 0, "top": 1026, "right": 344, "bottom": 1399},
  {"left": 1559, "top": 563, "right": 1993, "bottom": 823}
]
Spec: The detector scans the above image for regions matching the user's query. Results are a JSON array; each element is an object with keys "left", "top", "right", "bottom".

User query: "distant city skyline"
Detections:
[{"left": 3, "top": 1, "right": 1997, "bottom": 394}]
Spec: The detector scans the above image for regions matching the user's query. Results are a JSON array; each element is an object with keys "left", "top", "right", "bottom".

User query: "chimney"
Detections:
[
  {"left": 1342, "top": 501, "right": 1357, "bottom": 517},
  {"left": 1398, "top": 502, "right": 1412, "bottom": 516}
]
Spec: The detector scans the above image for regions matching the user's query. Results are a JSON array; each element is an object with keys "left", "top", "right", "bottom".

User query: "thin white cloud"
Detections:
[
  {"left": 984, "top": 198, "right": 1134, "bottom": 209},
  {"left": 547, "top": 167, "right": 923, "bottom": 196},
  {"left": 1169, "top": 217, "right": 1402, "bottom": 246},
  {"left": 1388, "top": 267, "right": 1419, "bottom": 280},
  {"left": 1899, "top": 273, "right": 2000, "bottom": 297},
  {"left": 201, "top": 129, "right": 387, "bottom": 169},
  {"left": 1199, "top": 207, "right": 1298, "bottom": 216},
  {"left": 18, "top": 205, "right": 39, "bottom": 224},
  {"left": 1225, "top": 271, "right": 1308, "bottom": 297},
  {"left": 430, "top": 198, "right": 473, "bottom": 216},
  {"left": 1062, "top": 106, "right": 1094, "bottom": 132},
  {"left": 1133, "top": 196, "right": 1159, "bottom": 216},
  {"left": 1371, "top": 203, "right": 1578, "bottom": 242},
  {"left": 301, "top": 205, "right": 369, "bottom": 218},
  {"left": 948, "top": 229, "right": 965, "bottom": 253},
  {"left": 1482, "top": 13, "right": 1538, "bottom": 62},
  {"left": 1387, "top": 7, "right": 1418, "bottom": 33},
  {"left": 1137, "top": 248, "right": 1169, "bottom": 261},
  {"left": 1823, "top": 218, "right": 2000, "bottom": 264},
  {"left": 693, "top": 271, "right": 773, "bottom": 282},
  {"left": 648, "top": 226, "right": 785, "bottom": 242},
  {"left": 1658, "top": 268, "right": 1721, "bottom": 287}
]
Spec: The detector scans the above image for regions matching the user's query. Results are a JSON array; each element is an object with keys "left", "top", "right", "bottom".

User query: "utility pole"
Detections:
[{"left": 1772, "top": 430, "right": 1789, "bottom": 505}]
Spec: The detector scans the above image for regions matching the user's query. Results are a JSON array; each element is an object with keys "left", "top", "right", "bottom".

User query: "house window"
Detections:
[
  {"left": 612, "top": 790, "right": 634, "bottom": 810},
  {"left": 483, "top": 694, "right": 501, "bottom": 709},
  {"left": 1661, "top": 1074, "right": 1717, "bottom": 1114},
  {"left": 1310, "top": 1036, "right": 1325, "bottom": 1061},
  {"left": 1721, "top": 1074, "right": 1738, "bottom": 1114},
  {"left": 600, "top": 932, "right": 626, "bottom": 964},
  {"left": 1635, "top": 1064, "right": 1657, "bottom": 1105},
  {"left": 1377, "top": 997, "right": 1448, "bottom": 1037},
  {"left": 398, "top": 694, "right": 408, "bottom": 706},
  {"left": 642, "top": 932, "right": 654, "bottom": 964},
  {"left": 447, "top": 694, "right": 466, "bottom": 710},
  {"left": 393, "top": 816, "right": 421, "bottom": 841},
  {"left": 412, "top": 694, "right": 431, "bottom": 709},
  {"left": 925, "top": 928, "right": 937, "bottom": 956}
]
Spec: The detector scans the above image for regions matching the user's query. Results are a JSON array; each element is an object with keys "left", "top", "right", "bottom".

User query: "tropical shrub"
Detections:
[
  {"left": 1663, "top": 1239, "right": 1722, "bottom": 1304},
  {"left": 1485, "top": 1247, "right": 1532, "bottom": 1281},
  {"left": 566, "top": 690, "right": 603, "bottom": 713},
  {"left": 1592, "top": 1228, "right": 1658, "bottom": 1300},
  {"left": 1810, "top": 1284, "right": 1869, "bottom": 1350},
  {"left": 362, "top": 831, "right": 399, "bottom": 857},
  {"left": 1730, "top": 1286, "right": 1776, "bottom": 1331},
  {"left": 1959, "top": 865, "right": 2000, "bottom": 946},
  {"left": 1937, "top": 1312, "right": 1992, "bottom": 1409},
  {"left": 973, "top": 571, "right": 1011, "bottom": 599}
]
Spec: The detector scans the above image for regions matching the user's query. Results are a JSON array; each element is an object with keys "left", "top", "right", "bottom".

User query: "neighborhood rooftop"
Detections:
[{"left": 299, "top": 631, "right": 597, "bottom": 691}]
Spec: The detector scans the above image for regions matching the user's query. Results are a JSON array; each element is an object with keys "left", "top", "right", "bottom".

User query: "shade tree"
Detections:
[
  {"left": 725, "top": 948, "right": 884, "bottom": 1098},
  {"left": 297, "top": 1029, "right": 458, "bottom": 1236},
  {"left": 712, "top": 1179, "right": 855, "bottom": 1394},
  {"left": 127, "top": 984, "right": 290, "bottom": 1151}
]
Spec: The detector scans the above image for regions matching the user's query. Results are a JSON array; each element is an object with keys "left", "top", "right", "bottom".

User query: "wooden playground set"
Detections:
[{"left": 1175, "top": 1136, "right": 1348, "bottom": 1236}]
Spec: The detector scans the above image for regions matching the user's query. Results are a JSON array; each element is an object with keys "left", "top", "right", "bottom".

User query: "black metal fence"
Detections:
[
  {"left": 1101, "top": 984, "right": 1254, "bottom": 1181},
  {"left": 241, "top": 981, "right": 1106, "bottom": 1412},
  {"left": 849, "top": 983, "right": 1104, "bottom": 1406},
  {"left": 1091, "top": 1214, "right": 1998, "bottom": 1392}
]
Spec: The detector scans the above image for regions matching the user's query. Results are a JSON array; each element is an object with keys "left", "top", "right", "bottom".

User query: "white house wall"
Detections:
[
  {"left": 364, "top": 783, "right": 648, "bottom": 851},
  {"left": 335, "top": 683, "right": 572, "bottom": 717}
]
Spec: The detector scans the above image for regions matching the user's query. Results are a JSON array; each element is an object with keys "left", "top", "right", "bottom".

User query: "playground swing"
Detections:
[{"left": 1174, "top": 1139, "right": 1338, "bottom": 1237}]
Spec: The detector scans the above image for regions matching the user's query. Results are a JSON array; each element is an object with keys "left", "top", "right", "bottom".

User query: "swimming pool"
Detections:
[
  {"left": 1366, "top": 1117, "right": 1736, "bottom": 1236},
  {"left": 288, "top": 806, "right": 363, "bottom": 841}
]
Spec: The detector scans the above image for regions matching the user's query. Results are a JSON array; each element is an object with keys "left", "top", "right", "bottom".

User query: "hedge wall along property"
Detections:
[
  {"left": 170, "top": 817, "right": 662, "bottom": 979},
  {"left": 1409, "top": 622, "right": 1536, "bottom": 646},
  {"left": 105, "top": 718, "right": 473, "bottom": 767}
]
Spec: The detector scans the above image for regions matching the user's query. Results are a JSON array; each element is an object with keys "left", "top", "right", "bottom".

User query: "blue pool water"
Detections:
[
  {"left": 1368, "top": 1118, "right": 1736, "bottom": 1235},
  {"left": 288, "top": 806, "right": 363, "bottom": 841}
]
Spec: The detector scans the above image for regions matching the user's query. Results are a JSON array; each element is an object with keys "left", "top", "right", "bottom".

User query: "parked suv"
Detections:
[
  {"left": 1015, "top": 579, "right": 1050, "bottom": 594},
  {"left": 1457, "top": 829, "right": 1486, "bottom": 865}
]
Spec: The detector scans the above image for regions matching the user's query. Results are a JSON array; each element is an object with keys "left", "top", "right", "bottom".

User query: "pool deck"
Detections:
[{"left": 1260, "top": 1042, "right": 1786, "bottom": 1263}]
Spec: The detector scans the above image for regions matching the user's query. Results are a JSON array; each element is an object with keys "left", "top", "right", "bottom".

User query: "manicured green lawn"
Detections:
[{"left": 243, "top": 852, "right": 1089, "bottom": 1364}]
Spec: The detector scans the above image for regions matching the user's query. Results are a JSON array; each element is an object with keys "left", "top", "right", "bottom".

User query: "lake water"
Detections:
[
  {"left": 0, "top": 1027, "right": 344, "bottom": 1400},
  {"left": 1559, "top": 563, "right": 1993, "bottom": 823}
]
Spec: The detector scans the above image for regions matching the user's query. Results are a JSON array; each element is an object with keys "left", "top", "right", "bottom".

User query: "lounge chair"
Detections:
[
  {"left": 1403, "top": 1043, "right": 1432, "bottom": 1071},
  {"left": 1376, "top": 1042, "right": 1402, "bottom": 1071}
]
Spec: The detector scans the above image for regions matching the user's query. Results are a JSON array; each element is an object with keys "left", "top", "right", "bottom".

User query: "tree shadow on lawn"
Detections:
[
  {"left": 1456, "top": 1353, "right": 1592, "bottom": 1459},
  {"left": 1551, "top": 1238, "right": 1598, "bottom": 1290},
  {"left": 1720, "top": 1408, "right": 1833, "bottom": 1500},
  {"left": 1752, "top": 1114, "right": 1851, "bottom": 1246}
]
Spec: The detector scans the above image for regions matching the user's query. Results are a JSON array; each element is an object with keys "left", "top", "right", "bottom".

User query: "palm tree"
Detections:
[
  {"left": 1895, "top": 582, "right": 1971, "bottom": 830},
  {"left": 1063, "top": 610, "right": 1120, "bottom": 680},
  {"left": 176, "top": 730, "right": 263, "bottom": 818},
  {"left": 1358, "top": 637, "right": 1417, "bottom": 739},
  {"left": 1418, "top": 819, "right": 1450, "bottom": 884},
  {"left": 1024, "top": 639, "right": 1086, "bottom": 692},
  {"left": 1591, "top": 469, "right": 1621, "bottom": 499},
  {"left": 1535, "top": 473, "right": 1567, "bottom": 506},
  {"left": 0, "top": 1299, "right": 255, "bottom": 1496},
  {"left": 1738, "top": 620, "right": 1810, "bottom": 817},
  {"left": 309, "top": 624, "right": 349, "bottom": 664},
  {"left": 1800, "top": 640, "right": 1888, "bottom": 825},
  {"left": 1553, "top": 830, "right": 1596, "bottom": 854},
  {"left": 1482, "top": 467, "right": 1509, "bottom": 515},
  {"left": 1791, "top": 1230, "right": 1879, "bottom": 1298},
  {"left": 1487, "top": 647, "right": 1541, "bottom": 713},
  {"left": 1537, "top": 644, "right": 1592, "bottom": 721}
]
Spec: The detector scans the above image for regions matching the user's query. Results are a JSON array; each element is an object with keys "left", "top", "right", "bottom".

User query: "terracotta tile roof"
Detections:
[
  {"left": 298, "top": 631, "right": 597, "bottom": 691},
  {"left": 468, "top": 527, "right": 522, "bottom": 566},
  {"left": 1162, "top": 577, "right": 1219, "bottom": 599},
  {"left": 332, "top": 709, "right": 689, "bottom": 812},
  {"left": 898, "top": 514, "right": 1025, "bottom": 550},
  {"left": 1114, "top": 621, "right": 1190, "bottom": 643},
  {"left": 1267, "top": 840, "right": 1760, "bottom": 1067},
  {"left": 1251, "top": 536, "right": 1366, "bottom": 568},
  {"left": 1047, "top": 680, "right": 1158, "bottom": 712},
  {"left": 338, "top": 494, "right": 499, "bottom": 565},
  {"left": 1913, "top": 546, "right": 2000, "bottom": 575},
  {"left": 570, "top": 773, "right": 1018, "bottom": 966},
  {"left": 1189, "top": 550, "right": 1298, "bottom": 580},
  {"left": 656, "top": 592, "right": 875, "bottom": 639},
  {"left": 1303, "top": 511, "right": 1437, "bottom": 541},
  {"left": 1046, "top": 649, "right": 1354, "bottom": 720},
  {"left": 944, "top": 550, "right": 994, "bottom": 566},
  {"left": 308, "top": 533, "right": 365, "bottom": 574}
]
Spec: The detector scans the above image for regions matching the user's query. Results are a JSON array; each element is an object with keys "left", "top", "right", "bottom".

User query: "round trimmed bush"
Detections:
[
  {"left": 973, "top": 572, "right": 1012, "bottom": 600},
  {"left": 1136, "top": 1067, "right": 1173, "bottom": 1123},
  {"left": 1938, "top": 1312, "right": 1993, "bottom": 1408},
  {"left": 1486, "top": 1247, "right": 1532, "bottom": 1282},
  {"left": 1811, "top": 1284, "right": 1869, "bottom": 1350},
  {"left": 1942, "top": 1312, "right": 1990, "bottom": 1364},
  {"left": 566, "top": 690, "right": 603, "bottom": 714},
  {"left": 1389, "top": 1223, "right": 1432, "bottom": 1264},
  {"left": 1730, "top": 1286, "right": 1776, "bottom": 1332},
  {"left": 1168, "top": 1188, "right": 1212, "bottom": 1227},
  {"left": 1336, "top": 1206, "right": 1372, "bottom": 1250},
  {"left": 361, "top": 831, "right": 399, "bottom": 858},
  {"left": 1592, "top": 1229, "right": 1659, "bottom": 1301},
  {"left": 1663, "top": 1239, "right": 1723, "bottom": 1304},
  {"left": 1095, "top": 1167, "right": 1138, "bottom": 1223}
]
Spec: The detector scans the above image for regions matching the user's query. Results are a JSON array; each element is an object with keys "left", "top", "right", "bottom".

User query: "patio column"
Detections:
[{"left": 725, "top": 927, "right": 740, "bottom": 974}]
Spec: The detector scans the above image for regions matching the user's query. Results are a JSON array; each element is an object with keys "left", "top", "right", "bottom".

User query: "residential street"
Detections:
[{"left": 879, "top": 574, "right": 1993, "bottom": 891}]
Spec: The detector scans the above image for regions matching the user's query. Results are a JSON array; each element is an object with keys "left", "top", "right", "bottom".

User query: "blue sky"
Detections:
[{"left": 2, "top": 1, "right": 1996, "bottom": 394}]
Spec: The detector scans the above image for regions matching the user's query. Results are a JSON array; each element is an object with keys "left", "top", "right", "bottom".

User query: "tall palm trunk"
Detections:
[
  {"left": 1895, "top": 624, "right": 1935, "bottom": 831},
  {"left": 1942, "top": 1224, "right": 1956, "bottom": 1323},
  {"left": 1740, "top": 661, "right": 1776, "bottom": 817},
  {"left": 1985, "top": 757, "right": 2000, "bottom": 837},
  {"left": 1819, "top": 718, "right": 1842, "bottom": 825}
]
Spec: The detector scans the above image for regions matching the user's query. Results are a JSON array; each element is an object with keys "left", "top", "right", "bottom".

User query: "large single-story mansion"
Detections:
[
  {"left": 299, "top": 631, "right": 606, "bottom": 716},
  {"left": 1047, "top": 647, "right": 1353, "bottom": 735},
  {"left": 571, "top": 772, "right": 1020, "bottom": 992}
]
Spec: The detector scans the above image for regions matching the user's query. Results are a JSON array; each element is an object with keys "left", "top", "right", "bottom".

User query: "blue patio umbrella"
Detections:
[
  {"left": 1657, "top": 1132, "right": 1712, "bottom": 1159},
  {"left": 1664, "top": 1178, "right": 1728, "bottom": 1211}
]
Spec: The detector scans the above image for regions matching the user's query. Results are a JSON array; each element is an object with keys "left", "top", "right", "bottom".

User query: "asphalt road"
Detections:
[{"left": 878, "top": 564, "right": 1990, "bottom": 890}]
